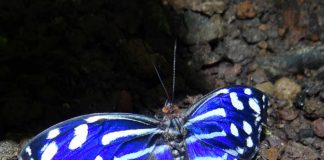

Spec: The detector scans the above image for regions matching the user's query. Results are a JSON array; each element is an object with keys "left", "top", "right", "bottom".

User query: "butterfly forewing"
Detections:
[
  {"left": 183, "top": 86, "right": 268, "bottom": 160},
  {"left": 20, "top": 113, "right": 173, "bottom": 160}
]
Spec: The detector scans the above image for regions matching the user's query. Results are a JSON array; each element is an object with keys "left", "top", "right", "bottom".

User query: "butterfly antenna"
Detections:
[
  {"left": 152, "top": 62, "right": 170, "bottom": 101},
  {"left": 171, "top": 39, "right": 177, "bottom": 103}
]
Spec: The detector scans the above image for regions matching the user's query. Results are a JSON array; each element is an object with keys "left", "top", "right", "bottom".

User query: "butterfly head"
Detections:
[{"left": 162, "top": 100, "right": 181, "bottom": 119}]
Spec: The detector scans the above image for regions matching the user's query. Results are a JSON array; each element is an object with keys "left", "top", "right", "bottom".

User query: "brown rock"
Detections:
[
  {"left": 309, "top": 34, "right": 320, "bottom": 42},
  {"left": 258, "top": 40, "right": 268, "bottom": 49},
  {"left": 274, "top": 77, "right": 301, "bottom": 106},
  {"left": 320, "top": 141, "right": 324, "bottom": 158},
  {"left": 255, "top": 81, "right": 274, "bottom": 96},
  {"left": 218, "top": 62, "right": 242, "bottom": 83},
  {"left": 263, "top": 147, "right": 279, "bottom": 160},
  {"left": 235, "top": 0, "right": 256, "bottom": 19},
  {"left": 248, "top": 68, "right": 268, "bottom": 84},
  {"left": 279, "top": 107, "right": 299, "bottom": 121},
  {"left": 304, "top": 98, "right": 324, "bottom": 118},
  {"left": 277, "top": 27, "right": 287, "bottom": 37},
  {"left": 317, "top": 66, "right": 324, "bottom": 80},
  {"left": 181, "top": 12, "right": 223, "bottom": 44},
  {"left": 284, "top": 116, "right": 312, "bottom": 140},
  {"left": 190, "top": 44, "right": 221, "bottom": 66},
  {"left": 242, "top": 28, "right": 267, "bottom": 43},
  {"left": 258, "top": 24, "right": 269, "bottom": 31},
  {"left": 282, "top": 8, "right": 297, "bottom": 30},
  {"left": 224, "top": 39, "right": 256, "bottom": 62},
  {"left": 281, "top": 141, "right": 319, "bottom": 160},
  {"left": 287, "top": 27, "right": 305, "bottom": 46},
  {"left": 214, "top": 79, "right": 226, "bottom": 88},
  {"left": 266, "top": 130, "right": 287, "bottom": 148},
  {"left": 312, "top": 118, "right": 324, "bottom": 137},
  {"left": 259, "top": 48, "right": 267, "bottom": 56}
]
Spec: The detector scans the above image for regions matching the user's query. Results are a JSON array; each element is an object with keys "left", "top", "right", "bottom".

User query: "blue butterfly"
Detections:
[{"left": 19, "top": 86, "right": 268, "bottom": 160}]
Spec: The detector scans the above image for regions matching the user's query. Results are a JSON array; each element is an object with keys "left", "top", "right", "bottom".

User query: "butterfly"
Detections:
[{"left": 19, "top": 85, "right": 268, "bottom": 160}]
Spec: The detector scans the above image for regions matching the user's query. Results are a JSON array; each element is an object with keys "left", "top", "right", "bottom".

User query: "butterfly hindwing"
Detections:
[
  {"left": 183, "top": 86, "right": 268, "bottom": 160},
  {"left": 20, "top": 113, "right": 173, "bottom": 160}
]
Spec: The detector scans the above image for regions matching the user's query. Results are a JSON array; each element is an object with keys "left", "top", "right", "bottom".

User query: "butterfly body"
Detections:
[{"left": 20, "top": 86, "right": 268, "bottom": 160}]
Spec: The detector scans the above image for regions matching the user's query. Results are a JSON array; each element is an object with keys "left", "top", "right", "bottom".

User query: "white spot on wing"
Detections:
[
  {"left": 230, "top": 92, "right": 244, "bottom": 110},
  {"left": 186, "top": 130, "right": 226, "bottom": 144},
  {"left": 244, "top": 88, "right": 252, "bottom": 95},
  {"left": 94, "top": 155, "right": 103, "bottom": 160},
  {"left": 215, "top": 88, "right": 229, "bottom": 95},
  {"left": 26, "top": 146, "right": 32, "bottom": 156},
  {"left": 40, "top": 143, "right": 48, "bottom": 152},
  {"left": 236, "top": 147, "right": 244, "bottom": 154},
  {"left": 243, "top": 121, "right": 252, "bottom": 135},
  {"left": 230, "top": 123, "right": 239, "bottom": 137},
  {"left": 47, "top": 128, "right": 60, "bottom": 139},
  {"left": 84, "top": 114, "right": 156, "bottom": 125},
  {"left": 69, "top": 124, "right": 88, "bottom": 150},
  {"left": 258, "top": 125, "right": 262, "bottom": 133},
  {"left": 256, "top": 116, "right": 262, "bottom": 124},
  {"left": 192, "top": 153, "right": 228, "bottom": 160},
  {"left": 154, "top": 145, "right": 169, "bottom": 154},
  {"left": 41, "top": 142, "right": 58, "bottom": 160},
  {"left": 85, "top": 116, "right": 103, "bottom": 123},
  {"left": 246, "top": 136, "right": 253, "bottom": 147},
  {"left": 249, "top": 98, "right": 260, "bottom": 114},
  {"left": 186, "top": 108, "right": 226, "bottom": 126},
  {"left": 224, "top": 149, "right": 238, "bottom": 156},
  {"left": 256, "top": 116, "right": 261, "bottom": 122},
  {"left": 101, "top": 128, "right": 160, "bottom": 145},
  {"left": 262, "top": 95, "right": 267, "bottom": 109},
  {"left": 114, "top": 145, "right": 155, "bottom": 160},
  {"left": 255, "top": 116, "right": 262, "bottom": 125}
]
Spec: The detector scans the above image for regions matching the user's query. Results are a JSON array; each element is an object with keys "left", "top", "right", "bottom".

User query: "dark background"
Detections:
[{"left": 0, "top": 0, "right": 193, "bottom": 138}]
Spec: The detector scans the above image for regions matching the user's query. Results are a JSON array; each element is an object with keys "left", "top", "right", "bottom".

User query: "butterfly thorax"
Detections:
[{"left": 161, "top": 116, "right": 186, "bottom": 160}]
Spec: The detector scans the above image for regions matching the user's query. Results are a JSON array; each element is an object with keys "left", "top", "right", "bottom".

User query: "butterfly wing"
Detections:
[
  {"left": 19, "top": 113, "right": 173, "bottom": 160},
  {"left": 183, "top": 86, "right": 268, "bottom": 160}
]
